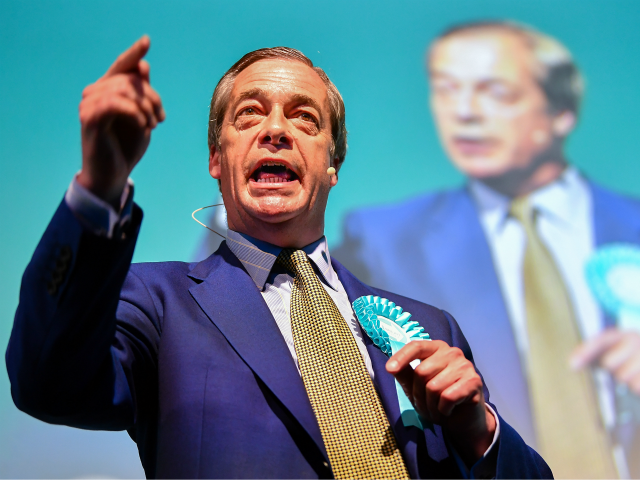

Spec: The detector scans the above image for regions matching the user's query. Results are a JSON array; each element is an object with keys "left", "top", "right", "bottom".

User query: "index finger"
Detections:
[
  {"left": 570, "top": 327, "right": 624, "bottom": 370},
  {"left": 386, "top": 340, "right": 439, "bottom": 373},
  {"left": 104, "top": 35, "right": 151, "bottom": 78}
]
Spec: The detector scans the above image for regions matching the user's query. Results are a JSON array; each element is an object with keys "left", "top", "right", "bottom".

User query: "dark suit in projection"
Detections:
[{"left": 333, "top": 180, "right": 640, "bottom": 475}]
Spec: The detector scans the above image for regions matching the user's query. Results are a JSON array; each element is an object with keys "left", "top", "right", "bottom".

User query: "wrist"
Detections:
[
  {"left": 77, "top": 170, "right": 127, "bottom": 210},
  {"left": 447, "top": 405, "right": 496, "bottom": 466}
]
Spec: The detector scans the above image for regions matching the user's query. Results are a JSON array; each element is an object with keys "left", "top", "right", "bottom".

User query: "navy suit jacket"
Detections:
[
  {"left": 333, "top": 181, "right": 640, "bottom": 470},
  {"left": 7, "top": 200, "right": 551, "bottom": 478}
]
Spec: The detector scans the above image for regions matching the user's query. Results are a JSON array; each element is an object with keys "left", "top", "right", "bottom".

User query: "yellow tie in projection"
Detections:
[
  {"left": 510, "top": 197, "right": 617, "bottom": 479},
  {"left": 277, "top": 249, "right": 409, "bottom": 480}
]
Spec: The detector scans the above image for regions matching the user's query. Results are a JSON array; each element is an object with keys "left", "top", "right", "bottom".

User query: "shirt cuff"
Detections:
[
  {"left": 64, "top": 175, "right": 134, "bottom": 238},
  {"left": 450, "top": 403, "right": 500, "bottom": 479}
]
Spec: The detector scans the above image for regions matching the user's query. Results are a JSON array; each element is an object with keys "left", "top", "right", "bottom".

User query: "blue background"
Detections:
[{"left": 2, "top": 0, "right": 640, "bottom": 476}]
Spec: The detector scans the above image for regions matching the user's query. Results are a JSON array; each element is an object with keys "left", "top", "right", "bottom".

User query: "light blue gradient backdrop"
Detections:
[{"left": 2, "top": 0, "right": 640, "bottom": 477}]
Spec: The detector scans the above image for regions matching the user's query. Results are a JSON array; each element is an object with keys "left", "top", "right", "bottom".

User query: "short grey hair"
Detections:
[
  {"left": 431, "top": 21, "right": 585, "bottom": 116},
  {"left": 208, "top": 47, "right": 347, "bottom": 170}
]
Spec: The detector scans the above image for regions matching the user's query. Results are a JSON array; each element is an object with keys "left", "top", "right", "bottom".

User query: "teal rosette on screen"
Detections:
[
  {"left": 352, "top": 295, "right": 431, "bottom": 429},
  {"left": 586, "top": 244, "right": 640, "bottom": 331}
]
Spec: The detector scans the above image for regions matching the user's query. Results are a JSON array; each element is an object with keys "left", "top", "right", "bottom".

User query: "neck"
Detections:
[
  {"left": 228, "top": 215, "right": 325, "bottom": 249},
  {"left": 479, "top": 149, "right": 568, "bottom": 198}
]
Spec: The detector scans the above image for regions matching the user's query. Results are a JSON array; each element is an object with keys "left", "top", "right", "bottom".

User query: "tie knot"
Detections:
[
  {"left": 276, "top": 248, "right": 308, "bottom": 275},
  {"left": 510, "top": 195, "right": 534, "bottom": 226}
]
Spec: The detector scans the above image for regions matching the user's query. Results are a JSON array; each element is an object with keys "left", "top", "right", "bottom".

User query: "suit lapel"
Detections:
[
  {"left": 591, "top": 181, "right": 640, "bottom": 328},
  {"left": 591, "top": 182, "right": 640, "bottom": 247},
  {"left": 333, "top": 263, "right": 396, "bottom": 403},
  {"left": 334, "top": 261, "right": 424, "bottom": 477},
  {"left": 411, "top": 189, "right": 537, "bottom": 447},
  {"left": 188, "top": 244, "right": 327, "bottom": 458}
]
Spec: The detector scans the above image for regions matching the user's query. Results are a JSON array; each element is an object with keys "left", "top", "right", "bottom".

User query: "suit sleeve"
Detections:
[
  {"left": 441, "top": 310, "right": 553, "bottom": 479},
  {"left": 5, "top": 199, "right": 160, "bottom": 431}
]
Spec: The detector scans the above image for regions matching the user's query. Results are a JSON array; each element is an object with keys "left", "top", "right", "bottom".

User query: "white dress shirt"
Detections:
[
  {"left": 469, "top": 167, "right": 623, "bottom": 465},
  {"left": 224, "top": 230, "right": 376, "bottom": 378}
]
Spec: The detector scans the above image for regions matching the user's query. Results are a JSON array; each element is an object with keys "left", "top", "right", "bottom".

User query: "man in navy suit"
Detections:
[
  {"left": 7, "top": 36, "right": 550, "bottom": 478},
  {"left": 334, "top": 21, "right": 640, "bottom": 478}
]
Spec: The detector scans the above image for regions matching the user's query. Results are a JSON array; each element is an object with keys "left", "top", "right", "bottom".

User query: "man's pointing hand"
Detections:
[{"left": 78, "top": 36, "right": 165, "bottom": 207}]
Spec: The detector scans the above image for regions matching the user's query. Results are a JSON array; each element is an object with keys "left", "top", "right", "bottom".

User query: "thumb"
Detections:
[
  {"left": 570, "top": 328, "right": 623, "bottom": 370},
  {"left": 388, "top": 362, "right": 415, "bottom": 400}
]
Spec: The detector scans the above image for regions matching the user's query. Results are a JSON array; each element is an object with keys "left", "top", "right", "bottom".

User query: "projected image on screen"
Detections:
[
  {"left": 5, "top": 1, "right": 640, "bottom": 478},
  {"left": 334, "top": 20, "right": 640, "bottom": 479}
]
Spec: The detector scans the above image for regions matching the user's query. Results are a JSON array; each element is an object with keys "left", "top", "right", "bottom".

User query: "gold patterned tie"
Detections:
[
  {"left": 277, "top": 249, "right": 409, "bottom": 480},
  {"left": 510, "top": 197, "right": 617, "bottom": 479}
]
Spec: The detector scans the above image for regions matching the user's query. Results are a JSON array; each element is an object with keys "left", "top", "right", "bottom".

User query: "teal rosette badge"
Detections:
[
  {"left": 352, "top": 295, "right": 431, "bottom": 429},
  {"left": 585, "top": 244, "right": 640, "bottom": 330}
]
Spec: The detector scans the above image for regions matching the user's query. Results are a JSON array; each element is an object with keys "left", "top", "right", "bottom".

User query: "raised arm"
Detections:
[{"left": 6, "top": 37, "right": 164, "bottom": 431}]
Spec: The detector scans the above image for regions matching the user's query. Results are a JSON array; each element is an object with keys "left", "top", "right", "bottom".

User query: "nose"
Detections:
[
  {"left": 454, "top": 88, "right": 482, "bottom": 123},
  {"left": 259, "top": 109, "right": 293, "bottom": 149}
]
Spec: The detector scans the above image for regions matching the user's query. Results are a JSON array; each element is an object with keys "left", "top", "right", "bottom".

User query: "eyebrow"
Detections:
[
  {"left": 289, "top": 93, "right": 324, "bottom": 118},
  {"left": 232, "top": 88, "right": 326, "bottom": 123},
  {"left": 430, "top": 71, "right": 516, "bottom": 86},
  {"left": 233, "top": 88, "right": 268, "bottom": 109}
]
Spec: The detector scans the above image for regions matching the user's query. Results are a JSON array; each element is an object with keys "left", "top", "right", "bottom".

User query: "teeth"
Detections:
[
  {"left": 256, "top": 177, "right": 291, "bottom": 183},
  {"left": 254, "top": 162, "right": 295, "bottom": 184}
]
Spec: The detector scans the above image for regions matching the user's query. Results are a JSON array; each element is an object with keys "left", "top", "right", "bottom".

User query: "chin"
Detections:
[
  {"left": 249, "top": 198, "right": 303, "bottom": 224},
  {"left": 452, "top": 155, "right": 511, "bottom": 180}
]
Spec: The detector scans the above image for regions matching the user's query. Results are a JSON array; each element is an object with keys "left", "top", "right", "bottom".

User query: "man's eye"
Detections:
[
  {"left": 432, "top": 80, "right": 456, "bottom": 94},
  {"left": 485, "top": 83, "right": 518, "bottom": 102},
  {"left": 239, "top": 107, "right": 258, "bottom": 116},
  {"left": 299, "top": 112, "right": 316, "bottom": 123}
]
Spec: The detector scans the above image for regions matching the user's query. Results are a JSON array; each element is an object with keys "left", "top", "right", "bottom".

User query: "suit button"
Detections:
[
  {"left": 53, "top": 264, "right": 67, "bottom": 278},
  {"left": 48, "top": 245, "right": 72, "bottom": 296},
  {"left": 322, "top": 461, "right": 329, "bottom": 468},
  {"left": 56, "top": 246, "right": 72, "bottom": 270}
]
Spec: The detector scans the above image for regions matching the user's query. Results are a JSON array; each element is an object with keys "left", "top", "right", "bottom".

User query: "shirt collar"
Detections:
[
  {"left": 225, "top": 229, "right": 339, "bottom": 291},
  {"left": 529, "top": 166, "right": 588, "bottom": 227},
  {"left": 467, "top": 179, "right": 511, "bottom": 235},
  {"left": 468, "top": 166, "right": 588, "bottom": 234}
]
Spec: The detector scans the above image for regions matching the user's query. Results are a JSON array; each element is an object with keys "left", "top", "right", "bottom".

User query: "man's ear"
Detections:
[
  {"left": 209, "top": 144, "right": 221, "bottom": 180},
  {"left": 552, "top": 111, "right": 576, "bottom": 138}
]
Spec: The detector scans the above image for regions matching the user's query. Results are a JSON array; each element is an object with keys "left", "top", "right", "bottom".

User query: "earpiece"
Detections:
[{"left": 327, "top": 167, "right": 336, "bottom": 176}]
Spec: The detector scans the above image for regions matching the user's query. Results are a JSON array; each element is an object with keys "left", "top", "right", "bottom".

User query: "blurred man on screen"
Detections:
[
  {"left": 334, "top": 21, "right": 640, "bottom": 478},
  {"left": 6, "top": 37, "right": 552, "bottom": 478}
]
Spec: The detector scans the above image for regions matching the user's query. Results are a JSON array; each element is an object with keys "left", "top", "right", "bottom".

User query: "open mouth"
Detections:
[
  {"left": 251, "top": 162, "right": 299, "bottom": 184},
  {"left": 453, "top": 136, "right": 496, "bottom": 155}
]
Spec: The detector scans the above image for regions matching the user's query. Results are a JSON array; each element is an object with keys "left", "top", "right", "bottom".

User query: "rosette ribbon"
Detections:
[
  {"left": 352, "top": 295, "right": 431, "bottom": 429},
  {"left": 586, "top": 244, "right": 640, "bottom": 331},
  {"left": 586, "top": 244, "right": 640, "bottom": 424}
]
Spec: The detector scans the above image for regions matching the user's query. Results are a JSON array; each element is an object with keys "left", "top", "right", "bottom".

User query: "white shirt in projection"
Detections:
[{"left": 468, "top": 167, "right": 618, "bottom": 434}]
